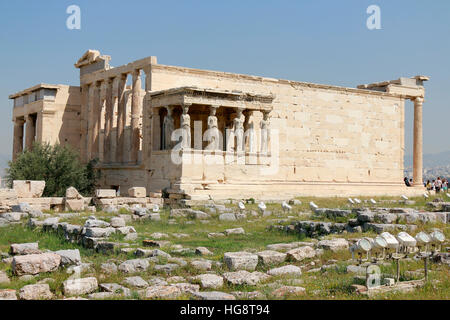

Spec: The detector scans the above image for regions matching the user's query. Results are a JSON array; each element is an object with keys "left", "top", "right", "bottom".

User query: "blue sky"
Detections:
[{"left": 0, "top": 0, "right": 449, "bottom": 162}]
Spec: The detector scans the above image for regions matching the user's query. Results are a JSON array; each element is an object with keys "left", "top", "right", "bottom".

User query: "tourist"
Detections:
[
  {"left": 426, "top": 180, "right": 432, "bottom": 190},
  {"left": 404, "top": 177, "right": 411, "bottom": 187},
  {"left": 443, "top": 179, "right": 448, "bottom": 192},
  {"left": 435, "top": 177, "right": 442, "bottom": 193}
]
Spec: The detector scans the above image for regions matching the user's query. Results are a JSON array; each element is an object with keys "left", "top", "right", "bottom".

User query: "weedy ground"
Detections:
[{"left": 0, "top": 195, "right": 448, "bottom": 300}]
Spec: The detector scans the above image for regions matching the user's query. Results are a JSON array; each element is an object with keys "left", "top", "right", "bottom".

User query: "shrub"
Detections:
[{"left": 6, "top": 142, "right": 100, "bottom": 197}]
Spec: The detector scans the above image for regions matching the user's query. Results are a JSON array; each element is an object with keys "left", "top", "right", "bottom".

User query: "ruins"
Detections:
[{"left": 9, "top": 50, "right": 429, "bottom": 200}]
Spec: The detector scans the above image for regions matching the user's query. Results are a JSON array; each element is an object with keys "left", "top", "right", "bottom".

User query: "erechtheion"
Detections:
[{"left": 9, "top": 50, "right": 428, "bottom": 200}]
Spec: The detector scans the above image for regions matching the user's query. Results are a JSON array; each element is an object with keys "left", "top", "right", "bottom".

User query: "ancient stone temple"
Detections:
[{"left": 9, "top": 50, "right": 428, "bottom": 200}]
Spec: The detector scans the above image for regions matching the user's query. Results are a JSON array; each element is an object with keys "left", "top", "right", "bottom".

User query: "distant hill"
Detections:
[
  {"left": 405, "top": 150, "right": 450, "bottom": 168},
  {"left": 404, "top": 150, "right": 450, "bottom": 181}
]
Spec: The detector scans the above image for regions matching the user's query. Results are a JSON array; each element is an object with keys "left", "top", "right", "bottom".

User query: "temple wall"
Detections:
[{"left": 148, "top": 65, "right": 406, "bottom": 197}]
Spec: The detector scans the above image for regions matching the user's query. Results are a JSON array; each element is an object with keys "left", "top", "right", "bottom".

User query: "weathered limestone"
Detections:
[
  {"left": 257, "top": 250, "right": 287, "bottom": 265},
  {"left": 223, "top": 252, "right": 258, "bottom": 271},
  {"left": 10, "top": 242, "right": 41, "bottom": 255},
  {"left": 287, "top": 246, "right": 316, "bottom": 262},
  {"left": 54, "top": 249, "right": 81, "bottom": 266},
  {"left": 271, "top": 286, "right": 306, "bottom": 297},
  {"left": 95, "top": 189, "right": 116, "bottom": 198},
  {"left": 191, "top": 291, "right": 236, "bottom": 300},
  {"left": 0, "top": 289, "right": 17, "bottom": 300},
  {"left": 65, "top": 186, "right": 82, "bottom": 199},
  {"left": 12, "top": 253, "right": 61, "bottom": 276},
  {"left": 317, "top": 238, "right": 349, "bottom": 252},
  {"left": 193, "top": 274, "right": 223, "bottom": 289},
  {"left": 118, "top": 259, "right": 150, "bottom": 273},
  {"left": 19, "top": 284, "right": 53, "bottom": 300},
  {"left": 13, "top": 181, "right": 45, "bottom": 198},
  {"left": 128, "top": 187, "right": 146, "bottom": 198},
  {"left": 223, "top": 271, "right": 270, "bottom": 286},
  {"left": 268, "top": 265, "right": 302, "bottom": 276},
  {"left": 63, "top": 277, "right": 98, "bottom": 296},
  {"left": 65, "top": 199, "right": 85, "bottom": 211}
]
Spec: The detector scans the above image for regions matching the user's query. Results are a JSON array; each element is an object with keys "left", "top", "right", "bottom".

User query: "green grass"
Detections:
[{"left": 0, "top": 195, "right": 449, "bottom": 300}]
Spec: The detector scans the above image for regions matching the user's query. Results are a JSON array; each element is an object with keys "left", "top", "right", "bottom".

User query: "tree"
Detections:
[{"left": 6, "top": 142, "right": 100, "bottom": 197}]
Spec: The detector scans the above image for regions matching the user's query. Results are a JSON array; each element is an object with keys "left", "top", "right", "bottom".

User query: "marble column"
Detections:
[
  {"left": 91, "top": 82, "right": 101, "bottom": 159},
  {"left": 116, "top": 74, "right": 127, "bottom": 163},
  {"left": 80, "top": 84, "right": 89, "bottom": 163},
  {"left": 131, "top": 69, "right": 142, "bottom": 163},
  {"left": 413, "top": 97, "right": 424, "bottom": 187},
  {"left": 12, "top": 118, "right": 24, "bottom": 160},
  {"left": 104, "top": 78, "right": 113, "bottom": 163},
  {"left": 25, "top": 114, "right": 36, "bottom": 151},
  {"left": 86, "top": 84, "right": 95, "bottom": 160}
]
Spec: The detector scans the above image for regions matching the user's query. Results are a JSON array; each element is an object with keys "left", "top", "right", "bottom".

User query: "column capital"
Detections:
[
  {"left": 209, "top": 104, "right": 219, "bottom": 115},
  {"left": 414, "top": 97, "right": 424, "bottom": 104},
  {"left": 182, "top": 103, "right": 191, "bottom": 114},
  {"left": 133, "top": 68, "right": 141, "bottom": 77},
  {"left": 262, "top": 110, "right": 271, "bottom": 120}
]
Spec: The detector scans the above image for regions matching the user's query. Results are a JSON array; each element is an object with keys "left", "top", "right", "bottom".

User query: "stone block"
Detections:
[
  {"left": 13, "top": 180, "right": 45, "bottom": 198},
  {"left": 12, "top": 253, "right": 61, "bottom": 276},
  {"left": 63, "top": 277, "right": 98, "bottom": 296},
  {"left": 95, "top": 189, "right": 117, "bottom": 198},
  {"left": 65, "top": 187, "right": 82, "bottom": 199},
  {"left": 65, "top": 199, "right": 84, "bottom": 211},
  {"left": 128, "top": 187, "right": 146, "bottom": 198},
  {"left": 223, "top": 252, "right": 258, "bottom": 271}
]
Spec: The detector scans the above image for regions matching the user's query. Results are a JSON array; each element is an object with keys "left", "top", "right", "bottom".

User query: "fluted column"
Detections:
[
  {"left": 80, "top": 84, "right": 89, "bottom": 163},
  {"left": 87, "top": 84, "right": 95, "bottom": 160},
  {"left": 131, "top": 69, "right": 142, "bottom": 163},
  {"left": 104, "top": 78, "right": 113, "bottom": 163},
  {"left": 25, "top": 114, "right": 36, "bottom": 151},
  {"left": 116, "top": 74, "right": 127, "bottom": 163},
  {"left": 12, "top": 118, "right": 24, "bottom": 160},
  {"left": 413, "top": 97, "right": 423, "bottom": 186},
  {"left": 91, "top": 82, "right": 101, "bottom": 159}
]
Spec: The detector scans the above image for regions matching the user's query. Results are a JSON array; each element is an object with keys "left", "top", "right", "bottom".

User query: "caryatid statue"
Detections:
[
  {"left": 162, "top": 106, "right": 174, "bottom": 150},
  {"left": 234, "top": 108, "right": 245, "bottom": 152},
  {"left": 244, "top": 110, "right": 256, "bottom": 153},
  {"left": 206, "top": 106, "right": 220, "bottom": 150},
  {"left": 260, "top": 111, "right": 270, "bottom": 154},
  {"left": 180, "top": 104, "right": 191, "bottom": 149}
]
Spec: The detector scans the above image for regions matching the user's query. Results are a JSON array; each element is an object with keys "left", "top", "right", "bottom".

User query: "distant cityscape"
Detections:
[
  {"left": 404, "top": 165, "right": 450, "bottom": 183},
  {"left": 404, "top": 150, "right": 450, "bottom": 183}
]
